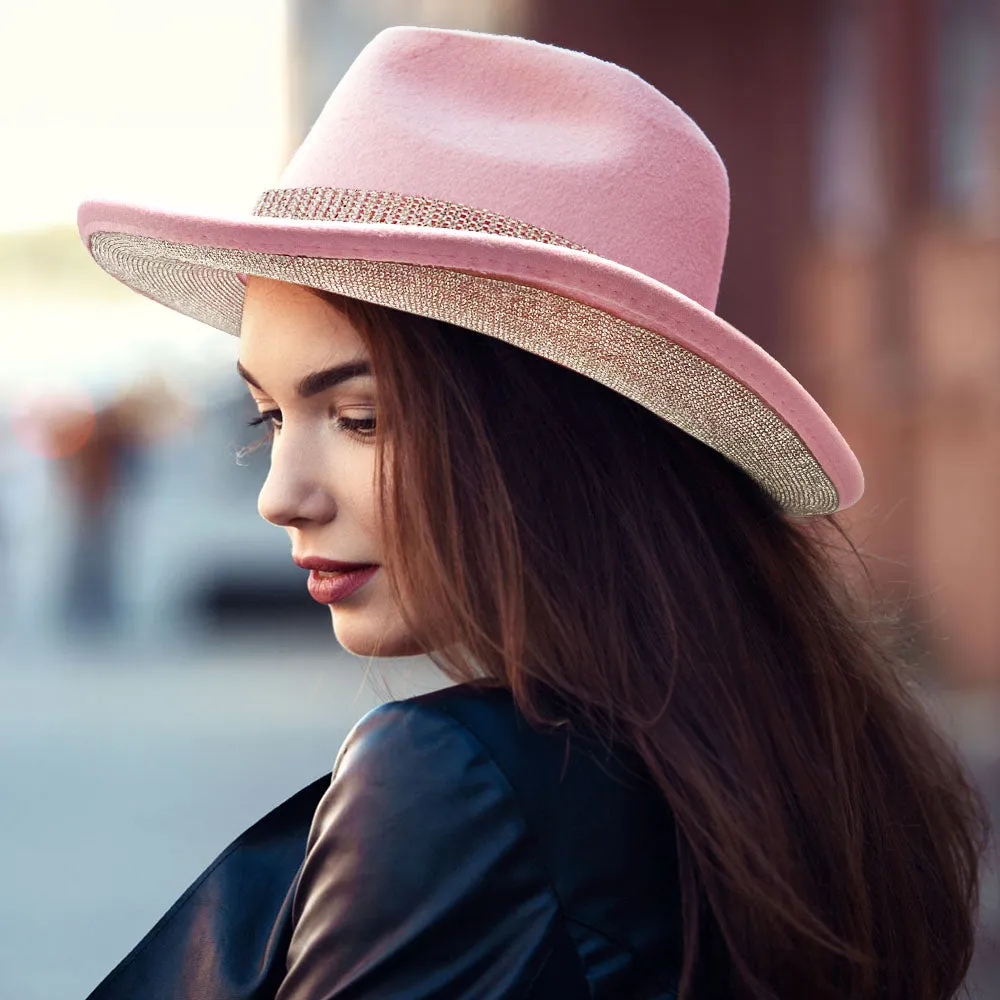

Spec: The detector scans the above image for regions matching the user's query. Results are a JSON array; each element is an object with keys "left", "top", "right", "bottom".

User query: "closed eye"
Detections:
[
  {"left": 245, "top": 409, "right": 377, "bottom": 441},
  {"left": 247, "top": 409, "right": 281, "bottom": 430}
]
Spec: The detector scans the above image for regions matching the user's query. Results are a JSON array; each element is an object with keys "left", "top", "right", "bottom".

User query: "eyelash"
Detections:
[{"left": 246, "top": 409, "right": 377, "bottom": 441}]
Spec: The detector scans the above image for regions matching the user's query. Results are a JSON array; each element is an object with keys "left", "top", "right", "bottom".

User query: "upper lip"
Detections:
[{"left": 293, "top": 556, "right": 378, "bottom": 572}]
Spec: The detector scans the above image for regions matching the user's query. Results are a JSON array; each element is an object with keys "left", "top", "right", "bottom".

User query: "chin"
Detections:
[{"left": 330, "top": 610, "right": 426, "bottom": 659}]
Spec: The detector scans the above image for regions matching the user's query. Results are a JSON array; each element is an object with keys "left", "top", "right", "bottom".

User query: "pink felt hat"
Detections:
[{"left": 77, "top": 25, "right": 863, "bottom": 516}]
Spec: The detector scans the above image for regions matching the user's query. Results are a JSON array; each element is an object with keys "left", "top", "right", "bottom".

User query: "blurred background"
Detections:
[{"left": 1, "top": 0, "right": 998, "bottom": 997}]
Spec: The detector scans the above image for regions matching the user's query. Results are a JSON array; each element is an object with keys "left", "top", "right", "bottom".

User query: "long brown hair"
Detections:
[{"left": 307, "top": 289, "right": 989, "bottom": 999}]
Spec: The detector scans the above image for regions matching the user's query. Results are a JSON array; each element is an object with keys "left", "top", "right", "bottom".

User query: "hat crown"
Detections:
[{"left": 278, "top": 26, "right": 730, "bottom": 311}]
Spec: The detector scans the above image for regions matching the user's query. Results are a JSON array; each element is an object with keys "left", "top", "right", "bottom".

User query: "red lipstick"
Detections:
[{"left": 294, "top": 556, "right": 379, "bottom": 605}]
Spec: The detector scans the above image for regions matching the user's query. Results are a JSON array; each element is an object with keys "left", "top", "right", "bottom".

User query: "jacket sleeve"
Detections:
[{"left": 273, "top": 700, "right": 561, "bottom": 1000}]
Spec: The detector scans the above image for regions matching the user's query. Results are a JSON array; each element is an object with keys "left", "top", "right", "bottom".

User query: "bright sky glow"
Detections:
[
  {"left": 0, "top": 0, "right": 287, "bottom": 398},
  {"left": 0, "top": 0, "right": 289, "bottom": 231}
]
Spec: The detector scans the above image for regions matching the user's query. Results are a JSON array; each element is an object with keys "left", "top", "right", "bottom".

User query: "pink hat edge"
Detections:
[{"left": 78, "top": 197, "right": 864, "bottom": 512}]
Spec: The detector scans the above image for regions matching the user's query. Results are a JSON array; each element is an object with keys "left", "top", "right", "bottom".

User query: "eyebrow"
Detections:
[{"left": 236, "top": 358, "right": 373, "bottom": 398}]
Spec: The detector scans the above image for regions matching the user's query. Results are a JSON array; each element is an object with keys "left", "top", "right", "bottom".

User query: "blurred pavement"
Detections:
[
  {"left": 0, "top": 629, "right": 448, "bottom": 1000},
  {"left": 0, "top": 631, "right": 997, "bottom": 999}
]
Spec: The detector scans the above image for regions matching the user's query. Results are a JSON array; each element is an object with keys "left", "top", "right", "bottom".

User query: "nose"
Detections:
[{"left": 256, "top": 432, "right": 337, "bottom": 528}]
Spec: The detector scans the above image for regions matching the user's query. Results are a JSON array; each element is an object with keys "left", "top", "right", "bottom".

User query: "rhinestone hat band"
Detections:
[{"left": 252, "top": 187, "right": 595, "bottom": 253}]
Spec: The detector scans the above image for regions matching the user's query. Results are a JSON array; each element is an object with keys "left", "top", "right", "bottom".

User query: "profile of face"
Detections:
[{"left": 238, "top": 276, "right": 422, "bottom": 658}]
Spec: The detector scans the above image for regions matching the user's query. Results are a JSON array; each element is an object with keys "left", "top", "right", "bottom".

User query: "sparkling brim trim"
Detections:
[
  {"left": 253, "top": 187, "right": 594, "bottom": 253},
  {"left": 87, "top": 231, "right": 839, "bottom": 515}
]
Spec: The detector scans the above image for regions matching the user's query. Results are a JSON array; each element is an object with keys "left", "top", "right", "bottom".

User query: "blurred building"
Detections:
[
  {"left": 532, "top": 0, "right": 1000, "bottom": 688},
  {"left": 289, "top": 0, "right": 1000, "bottom": 687}
]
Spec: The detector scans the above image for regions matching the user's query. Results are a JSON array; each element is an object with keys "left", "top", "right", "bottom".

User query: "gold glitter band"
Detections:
[
  {"left": 87, "top": 230, "right": 839, "bottom": 515},
  {"left": 253, "top": 187, "right": 594, "bottom": 253}
]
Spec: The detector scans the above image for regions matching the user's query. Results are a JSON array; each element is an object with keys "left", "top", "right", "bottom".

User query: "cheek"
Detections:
[{"left": 322, "top": 441, "right": 380, "bottom": 528}]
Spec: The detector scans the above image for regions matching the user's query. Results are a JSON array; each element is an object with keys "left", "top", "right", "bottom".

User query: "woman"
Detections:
[{"left": 78, "top": 25, "right": 988, "bottom": 1000}]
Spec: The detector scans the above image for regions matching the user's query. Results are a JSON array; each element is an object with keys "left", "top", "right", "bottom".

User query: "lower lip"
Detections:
[{"left": 306, "top": 566, "right": 379, "bottom": 604}]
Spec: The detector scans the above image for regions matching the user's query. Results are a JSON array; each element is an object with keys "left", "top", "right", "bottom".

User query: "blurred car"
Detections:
[{"left": 108, "top": 392, "right": 323, "bottom": 639}]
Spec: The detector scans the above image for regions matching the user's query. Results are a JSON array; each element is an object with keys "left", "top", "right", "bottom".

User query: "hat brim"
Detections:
[{"left": 78, "top": 200, "right": 863, "bottom": 515}]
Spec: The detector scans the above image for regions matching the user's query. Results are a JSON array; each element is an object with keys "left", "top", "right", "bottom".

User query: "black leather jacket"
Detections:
[{"left": 85, "top": 681, "right": 711, "bottom": 999}]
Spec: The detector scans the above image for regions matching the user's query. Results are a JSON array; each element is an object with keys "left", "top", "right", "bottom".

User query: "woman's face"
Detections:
[{"left": 238, "top": 276, "right": 423, "bottom": 658}]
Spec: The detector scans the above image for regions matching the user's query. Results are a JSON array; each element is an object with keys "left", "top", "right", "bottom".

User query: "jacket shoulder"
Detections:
[
  {"left": 276, "top": 682, "right": 580, "bottom": 999},
  {"left": 359, "top": 682, "right": 686, "bottom": 999}
]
